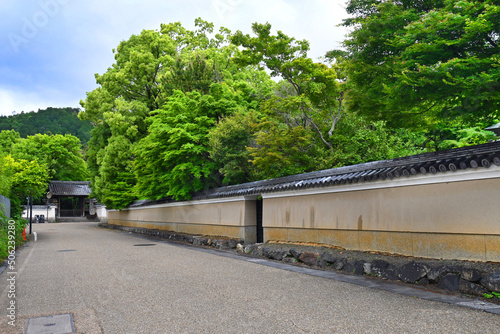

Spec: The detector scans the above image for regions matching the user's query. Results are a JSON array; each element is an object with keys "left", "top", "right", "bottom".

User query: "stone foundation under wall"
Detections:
[{"left": 264, "top": 227, "right": 500, "bottom": 262}]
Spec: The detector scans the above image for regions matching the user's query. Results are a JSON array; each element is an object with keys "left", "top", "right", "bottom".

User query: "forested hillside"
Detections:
[{"left": 0, "top": 107, "right": 92, "bottom": 144}]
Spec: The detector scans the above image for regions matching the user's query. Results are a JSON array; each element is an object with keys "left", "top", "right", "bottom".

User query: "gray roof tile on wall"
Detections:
[
  {"left": 127, "top": 141, "right": 500, "bottom": 207},
  {"left": 193, "top": 141, "right": 500, "bottom": 200}
]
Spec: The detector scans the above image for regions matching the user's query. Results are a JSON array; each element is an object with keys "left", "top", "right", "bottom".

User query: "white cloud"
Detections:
[
  {"left": 0, "top": 0, "right": 350, "bottom": 116},
  {"left": 0, "top": 87, "right": 80, "bottom": 116}
]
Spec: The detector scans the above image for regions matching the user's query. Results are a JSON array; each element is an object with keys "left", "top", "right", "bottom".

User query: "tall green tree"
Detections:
[
  {"left": 80, "top": 19, "right": 250, "bottom": 206},
  {"left": 208, "top": 110, "right": 259, "bottom": 185},
  {"left": 0, "top": 155, "right": 49, "bottom": 217},
  {"left": 341, "top": 0, "right": 500, "bottom": 131},
  {"left": 231, "top": 23, "right": 343, "bottom": 151},
  {"left": 11, "top": 134, "right": 88, "bottom": 181},
  {"left": 0, "top": 130, "right": 20, "bottom": 155}
]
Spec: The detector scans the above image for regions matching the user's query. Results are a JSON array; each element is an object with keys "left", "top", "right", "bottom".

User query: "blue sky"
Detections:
[{"left": 0, "top": 0, "right": 349, "bottom": 116}]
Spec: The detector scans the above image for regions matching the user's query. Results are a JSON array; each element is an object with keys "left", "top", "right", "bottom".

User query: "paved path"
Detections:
[{"left": 1, "top": 223, "right": 499, "bottom": 333}]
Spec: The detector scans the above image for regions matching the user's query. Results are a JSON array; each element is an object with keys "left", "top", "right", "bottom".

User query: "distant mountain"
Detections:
[{"left": 0, "top": 107, "right": 93, "bottom": 144}]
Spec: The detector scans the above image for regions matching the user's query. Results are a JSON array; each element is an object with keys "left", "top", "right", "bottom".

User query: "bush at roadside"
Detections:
[{"left": 0, "top": 216, "right": 28, "bottom": 261}]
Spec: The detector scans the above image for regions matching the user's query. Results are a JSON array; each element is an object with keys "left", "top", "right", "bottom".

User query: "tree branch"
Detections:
[{"left": 328, "top": 92, "right": 344, "bottom": 137}]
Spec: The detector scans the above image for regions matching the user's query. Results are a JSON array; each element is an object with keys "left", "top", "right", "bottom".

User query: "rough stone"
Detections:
[
  {"left": 244, "top": 244, "right": 259, "bottom": 255},
  {"left": 460, "top": 267, "right": 482, "bottom": 282},
  {"left": 371, "top": 259, "right": 390, "bottom": 277},
  {"left": 320, "top": 252, "right": 337, "bottom": 264},
  {"left": 269, "top": 250, "right": 289, "bottom": 261},
  {"left": 215, "top": 239, "right": 229, "bottom": 249},
  {"left": 459, "top": 279, "right": 487, "bottom": 297},
  {"left": 298, "top": 251, "right": 319, "bottom": 266},
  {"left": 342, "top": 260, "right": 364, "bottom": 275},
  {"left": 381, "top": 264, "right": 399, "bottom": 280},
  {"left": 480, "top": 272, "right": 500, "bottom": 292},
  {"left": 342, "top": 261, "right": 354, "bottom": 274},
  {"left": 363, "top": 262, "right": 372, "bottom": 275},
  {"left": 282, "top": 256, "right": 298, "bottom": 264},
  {"left": 192, "top": 237, "right": 204, "bottom": 246},
  {"left": 417, "top": 278, "right": 430, "bottom": 286},
  {"left": 227, "top": 239, "right": 238, "bottom": 249},
  {"left": 397, "top": 262, "right": 429, "bottom": 283},
  {"left": 236, "top": 243, "right": 244, "bottom": 253},
  {"left": 333, "top": 258, "right": 347, "bottom": 270},
  {"left": 257, "top": 245, "right": 264, "bottom": 257},
  {"left": 353, "top": 261, "right": 364, "bottom": 275},
  {"left": 290, "top": 248, "right": 302, "bottom": 260},
  {"left": 319, "top": 252, "right": 338, "bottom": 268},
  {"left": 262, "top": 247, "right": 272, "bottom": 259},
  {"left": 438, "top": 273, "right": 460, "bottom": 291},
  {"left": 427, "top": 265, "right": 461, "bottom": 282}
]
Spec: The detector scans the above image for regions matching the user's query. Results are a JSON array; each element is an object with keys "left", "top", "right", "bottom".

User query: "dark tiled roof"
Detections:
[
  {"left": 194, "top": 141, "right": 500, "bottom": 200},
  {"left": 127, "top": 141, "right": 500, "bottom": 207},
  {"left": 49, "top": 181, "right": 91, "bottom": 196}
]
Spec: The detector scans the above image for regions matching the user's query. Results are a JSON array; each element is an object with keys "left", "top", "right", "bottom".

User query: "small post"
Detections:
[{"left": 29, "top": 196, "right": 33, "bottom": 234}]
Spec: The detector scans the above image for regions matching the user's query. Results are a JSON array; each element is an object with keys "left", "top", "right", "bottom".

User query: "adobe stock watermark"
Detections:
[
  {"left": 212, "top": 0, "right": 243, "bottom": 20},
  {"left": 6, "top": 220, "right": 17, "bottom": 327},
  {"left": 8, "top": 0, "right": 72, "bottom": 53}
]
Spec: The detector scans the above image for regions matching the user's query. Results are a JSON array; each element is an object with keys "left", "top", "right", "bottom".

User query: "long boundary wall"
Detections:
[
  {"left": 108, "top": 165, "right": 500, "bottom": 262},
  {"left": 108, "top": 198, "right": 257, "bottom": 242}
]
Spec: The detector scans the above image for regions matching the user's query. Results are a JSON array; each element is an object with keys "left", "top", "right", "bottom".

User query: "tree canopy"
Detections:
[
  {"left": 341, "top": 0, "right": 500, "bottom": 132},
  {"left": 79, "top": 15, "right": 498, "bottom": 209}
]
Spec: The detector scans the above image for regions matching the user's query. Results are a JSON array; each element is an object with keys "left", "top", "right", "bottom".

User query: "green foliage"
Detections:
[
  {"left": 0, "top": 155, "right": 50, "bottom": 218},
  {"left": 232, "top": 23, "right": 342, "bottom": 150},
  {"left": 0, "top": 130, "right": 20, "bottom": 155},
  {"left": 341, "top": 0, "right": 500, "bottom": 132},
  {"left": 82, "top": 19, "right": 275, "bottom": 206},
  {"left": 208, "top": 110, "right": 259, "bottom": 185},
  {"left": 135, "top": 90, "right": 221, "bottom": 200},
  {"left": 249, "top": 122, "right": 320, "bottom": 179},
  {"left": 81, "top": 16, "right": 497, "bottom": 209},
  {"left": 426, "top": 125, "right": 497, "bottom": 151},
  {"left": 329, "top": 113, "right": 426, "bottom": 167},
  {"left": 0, "top": 108, "right": 92, "bottom": 144},
  {"left": 11, "top": 134, "right": 88, "bottom": 181},
  {"left": 0, "top": 155, "right": 14, "bottom": 197}
]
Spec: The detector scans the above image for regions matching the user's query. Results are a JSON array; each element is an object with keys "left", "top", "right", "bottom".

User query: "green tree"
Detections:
[
  {"left": 208, "top": 110, "right": 260, "bottom": 185},
  {"left": 329, "top": 113, "right": 426, "bottom": 166},
  {"left": 0, "top": 130, "right": 20, "bottom": 155},
  {"left": 80, "top": 19, "right": 241, "bottom": 207},
  {"left": 135, "top": 85, "right": 250, "bottom": 200},
  {"left": 1, "top": 155, "right": 49, "bottom": 217},
  {"left": 232, "top": 23, "right": 343, "bottom": 150},
  {"left": 249, "top": 122, "right": 321, "bottom": 180},
  {"left": 11, "top": 134, "right": 88, "bottom": 181},
  {"left": 341, "top": 0, "right": 500, "bottom": 132}
]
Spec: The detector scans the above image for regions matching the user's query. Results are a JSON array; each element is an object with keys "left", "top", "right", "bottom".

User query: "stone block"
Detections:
[
  {"left": 371, "top": 259, "right": 390, "bottom": 277},
  {"left": 381, "top": 264, "right": 399, "bottom": 281},
  {"left": 398, "top": 262, "right": 429, "bottom": 283},
  {"left": 480, "top": 272, "right": 500, "bottom": 293},
  {"left": 298, "top": 251, "right": 319, "bottom": 266},
  {"left": 460, "top": 267, "right": 482, "bottom": 282},
  {"left": 438, "top": 273, "right": 460, "bottom": 291},
  {"left": 459, "top": 279, "right": 487, "bottom": 296}
]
